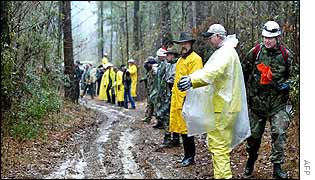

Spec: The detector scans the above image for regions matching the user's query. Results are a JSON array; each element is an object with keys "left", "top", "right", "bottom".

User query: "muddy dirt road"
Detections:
[
  {"left": 2, "top": 98, "right": 298, "bottom": 179},
  {"left": 42, "top": 99, "right": 214, "bottom": 179},
  {"left": 42, "top": 98, "right": 299, "bottom": 179},
  {"left": 44, "top": 98, "right": 209, "bottom": 179}
]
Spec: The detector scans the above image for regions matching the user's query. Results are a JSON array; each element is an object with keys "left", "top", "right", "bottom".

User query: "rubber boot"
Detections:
[
  {"left": 160, "top": 134, "right": 172, "bottom": 148},
  {"left": 273, "top": 163, "right": 288, "bottom": 179},
  {"left": 180, "top": 134, "right": 195, "bottom": 167},
  {"left": 243, "top": 154, "right": 258, "bottom": 178},
  {"left": 171, "top": 133, "right": 180, "bottom": 147},
  {"left": 152, "top": 121, "right": 163, "bottom": 129}
]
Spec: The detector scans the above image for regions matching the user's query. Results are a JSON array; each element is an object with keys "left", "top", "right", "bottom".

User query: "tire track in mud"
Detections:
[{"left": 45, "top": 100, "right": 144, "bottom": 179}]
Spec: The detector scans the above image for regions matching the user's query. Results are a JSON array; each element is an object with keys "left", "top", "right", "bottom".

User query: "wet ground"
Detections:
[{"left": 1, "top": 97, "right": 299, "bottom": 179}]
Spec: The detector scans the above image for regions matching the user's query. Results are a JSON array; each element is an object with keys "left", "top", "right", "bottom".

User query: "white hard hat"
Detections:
[
  {"left": 128, "top": 59, "right": 135, "bottom": 63},
  {"left": 156, "top": 48, "right": 167, "bottom": 57},
  {"left": 262, "top": 21, "right": 281, "bottom": 37},
  {"left": 202, "top": 24, "right": 226, "bottom": 37},
  {"left": 104, "top": 52, "right": 108, "bottom": 56}
]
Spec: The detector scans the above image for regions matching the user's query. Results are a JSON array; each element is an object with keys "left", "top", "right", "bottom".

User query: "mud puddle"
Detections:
[{"left": 45, "top": 99, "right": 142, "bottom": 179}]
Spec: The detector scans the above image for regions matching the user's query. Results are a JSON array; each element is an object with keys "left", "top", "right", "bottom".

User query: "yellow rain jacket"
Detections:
[
  {"left": 99, "top": 68, "right": 116, "bottom": 101},
  {"left": 128, "top": 64, "right": 138, "bottom": 98},
  {"left": 98, "top": 71, "right": 107, "bottom": 100},
  {"left": 169, "top": 51, "right": 203, "bottom": 134},
  {"left": 186, "top": 35, "right": 250, "bottom": 179},
  {"left": 115, "top": 70, "right": 124, "bottom": 102},
  {"left": 102, "top": 57, "right": 108, "bottom": 65}
]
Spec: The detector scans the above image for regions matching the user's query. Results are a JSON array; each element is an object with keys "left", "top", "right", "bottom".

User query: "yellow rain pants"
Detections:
[
  {"left": 207, "top": 113, "right": 237, "bottom": 179},
  {"left": 128, "top": 64, "right": 138, "bottom": 98}
]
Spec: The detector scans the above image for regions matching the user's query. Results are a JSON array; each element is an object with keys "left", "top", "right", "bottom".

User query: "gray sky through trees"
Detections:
[{"left": 71, "top": 1, "right": 99, "bottom": 65}]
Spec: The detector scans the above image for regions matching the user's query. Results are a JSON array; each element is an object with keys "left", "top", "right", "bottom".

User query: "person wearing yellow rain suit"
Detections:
[
  {"left": 128, "top": 59, "right": 138, "bottom": 100},
  {"left": 169, "top": 32, "right": 203, "bottom": 167},
  {"left": 102, "top": 53, "right": 109, "bottom": 65},
  {"left": 98, "top": 63, "right": 108, "bottom": 101},
  {"left": 115, "top": 65, "right": 125, "bottom": 106},
  {"left": 98, "top": 63, "right": 116, "bottom": 103},
  {"left": 178, "top": 24, "right": 251, "bottom": 179}
]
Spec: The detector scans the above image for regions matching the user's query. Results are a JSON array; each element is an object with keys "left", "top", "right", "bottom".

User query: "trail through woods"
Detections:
[{"left": 1, "top": 97, "right": 299, "bottom": 179}]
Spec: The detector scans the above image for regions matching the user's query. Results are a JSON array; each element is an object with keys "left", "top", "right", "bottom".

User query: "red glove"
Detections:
[{"left": 256, "top": 63, "right": 272, "bottom": 84}]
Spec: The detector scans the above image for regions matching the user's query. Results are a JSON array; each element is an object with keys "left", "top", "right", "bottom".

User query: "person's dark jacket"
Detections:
[{"left": 123, "top": 70, "right": 132, "bottom": 89}]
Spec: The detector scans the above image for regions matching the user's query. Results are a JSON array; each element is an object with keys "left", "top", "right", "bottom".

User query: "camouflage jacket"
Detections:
[
  {"left": 242, "top": 44, "right": 294, "bottom": 116},
  {"left": 146, "top": 69, "right": 156, "bottom": 104},
  {"left": 165, "top": 58, "right": 177, "bottom": 86}
]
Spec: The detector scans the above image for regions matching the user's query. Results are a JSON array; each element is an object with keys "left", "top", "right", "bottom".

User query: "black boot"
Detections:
[
  {"left": 171, "top": 133, "right": 180, "bottom": 147},
  {"left": 273, "top": 163, "right": 288, "bottom": 179},
  {"left": 243, "top": 154, "right": 258, "bottom": 178},
  {"left": 160, "top": 134, "right": 172, "bottom": 148},
  {"left": 152, "top": 121, "right": 164, "bottom": 129},
  {"left": 181, "top": 157, "right": 194, "bottom": 167}
]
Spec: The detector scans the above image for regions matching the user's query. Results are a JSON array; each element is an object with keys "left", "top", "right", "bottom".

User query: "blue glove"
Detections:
[
  {"left": 277, "top": 82, "right": 290, "bottom": 91},
  {"left": 177, "top": 76, "right": 192, "bottom": 91}
]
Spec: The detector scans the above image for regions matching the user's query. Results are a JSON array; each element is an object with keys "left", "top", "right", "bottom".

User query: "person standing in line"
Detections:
[
  {"left": 102, "top": 53, "right": 109, "bottom": 65},
  {"left": 241, "top": 21, "right": 295, "bottom": 179},
  {"left": 104, "top": 63, "right": 116, "bottom": 103},
  {"left": 81, "top": 63, "right": 95, "bottom": 99},
  {"left": 169, "top": 32, "right": 203, "bottom": 167},
  {"left": 178, "top": 24, "right": 251, "bottom": 179},
  {"left": 74, "top": 60, "right": 84, "bottom": 103},
  {"left": 122, "top": 65, "right": 136, "bottom": 109},
  {"left": 96, "top": 65, "right": 105, "bottom": 96},
  {"left": 128, "top": 59, "right": 138, "bottom": 101},
  {"left": 152, "top": 47, "right": 168, "bottom": 129},
  {"left": 159, "top": 46, "right": 181, "bottom": 148},
  {"left": 115, "top": 65, "right": 125, "bottom": 107},
  {"left": 141, "top": 56, "right": 158, "bottom": 122}
]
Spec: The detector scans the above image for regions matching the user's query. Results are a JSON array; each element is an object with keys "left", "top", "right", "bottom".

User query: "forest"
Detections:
[
  {"left": 1, "top": 1, "right": 300, "bottom": 136},
  {"left": 1, "top": 1, "right": 301, "bottom": 179}
]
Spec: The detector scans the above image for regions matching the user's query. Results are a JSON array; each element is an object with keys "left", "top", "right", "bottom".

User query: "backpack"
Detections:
[
  {"left": 252, "top": 43, "right": 288, "bottom": 63},
  {"left": 248, "top": 43, "right": 289, "bottom": 82}
]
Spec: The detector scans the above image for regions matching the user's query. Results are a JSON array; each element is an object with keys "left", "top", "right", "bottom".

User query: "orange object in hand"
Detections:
[{"left": 256, "top": 63, "right": 273, "bottom": 84}]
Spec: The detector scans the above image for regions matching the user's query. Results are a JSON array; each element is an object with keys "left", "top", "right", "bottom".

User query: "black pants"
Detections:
[
  {"left": 83, "top": 84, "right": 94, "bottom": 99},
  {"left": 181, "top": 134, "right": 195, "bottom": 159},
  {"left": 106, "top": 86, "right": 111, "bottom": 103}
]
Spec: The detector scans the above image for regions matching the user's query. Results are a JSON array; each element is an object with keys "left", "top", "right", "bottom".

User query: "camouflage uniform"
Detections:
[
  {"left": 155, "top": 60, "right": 169, "bottom": 124},
  {"left": 143, "top": 68, "right": 156, "bottom": 121},
  {"left": 242, "top": 44, "right": 294, "bottom": 164},
  {"left": 160, "top": 57, "right": 180, "bottom": 146}
]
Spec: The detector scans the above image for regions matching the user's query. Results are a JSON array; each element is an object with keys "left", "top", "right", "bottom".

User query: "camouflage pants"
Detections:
[
  {"left": 145, "top": 101, "right": 154, "bottom": 120},
  {"left": 246, "top": 109, "right": 291, "bottom": 163}
]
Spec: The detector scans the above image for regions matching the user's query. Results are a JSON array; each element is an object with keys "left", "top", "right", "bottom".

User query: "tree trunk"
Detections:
[
  {"left": 57, "top": 1, "right": 62, "bottom": 59},
  {"left": 183, "top": 1, "right": 193, "bottom": 32},
  {"left": 98, "top": 1, "right": 104, "bottom": 61},
  {"left": 181, "top": 1, "right": 185, "bottom": 31},
  {"left": 160, "top": 1, "right": 172, "bottom": 47},
  {"left": 195, "top": 1, "right": 206, "bottom": 28},
  {"left": 120, "top": 16, "right": 125, "bottom": 64},
  {"left": 62, "top": 1, "right": 75, "bottom": 102},
  {"left": 133, "top": 0, "right": 140, "bottom": 51},
  {"left": 110, "top": 1, "right": 113, "bottom": 61},
  {"left": 125, "top": 1, "right": 129, "bottom": 61},
  {"left": 233, "top": 1, "right": 236, "bottom": 34},
  {"left": 192, "top": 1, "right": 196, "bottom": 31}
]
